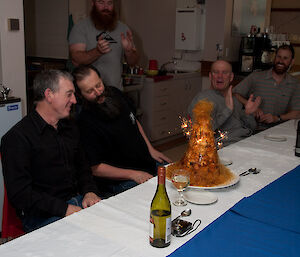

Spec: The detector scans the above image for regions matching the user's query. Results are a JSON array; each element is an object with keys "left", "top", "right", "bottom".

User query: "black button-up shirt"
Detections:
[{"left": 1, "top": 110, "right": 98, "bottom": 218}]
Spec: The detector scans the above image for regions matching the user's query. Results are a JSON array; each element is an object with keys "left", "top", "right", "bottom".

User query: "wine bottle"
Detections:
[{"left": 149, "top": 166, "right": 171, "bottom": 248}]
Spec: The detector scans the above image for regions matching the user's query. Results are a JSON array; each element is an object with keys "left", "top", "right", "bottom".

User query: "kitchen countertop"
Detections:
[
  {"left": 0, "top": 97, "right": 21, "bottom": 105},
  {"left": 146, "top": 71, "right": 201, "bottom": 83}
]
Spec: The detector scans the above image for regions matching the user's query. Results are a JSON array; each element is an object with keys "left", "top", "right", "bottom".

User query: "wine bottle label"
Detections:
[
  {"left": 149, "top": 214, "right": 171, "bottom": 245},
  {"left": 165, "top": 217, "right": 171, "bottom": 243},
  {"left": 149, "top": 216, "right": 154, "bottom": 243}
]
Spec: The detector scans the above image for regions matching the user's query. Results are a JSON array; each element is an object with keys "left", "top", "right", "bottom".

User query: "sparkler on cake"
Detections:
[{"left": 166, "top": 100, "right": 234, "bottom": 187}]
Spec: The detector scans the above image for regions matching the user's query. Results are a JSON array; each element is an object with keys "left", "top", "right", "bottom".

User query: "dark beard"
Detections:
[
  {"left": 272, "top": 62, "right": 290, "bottom": 75},
  {"left": 84, "top": 87, "right": 123, "bottom": 120},
  {"left": 90, "top": 6, "right": 117, "bottom": 31}
]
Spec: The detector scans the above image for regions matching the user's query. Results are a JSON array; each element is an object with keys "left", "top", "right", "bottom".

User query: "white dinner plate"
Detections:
[
  {"left": 183, "top": 190, "right": 218, "bottom": 205},
  {"left": 264, "top": 134, "right": 287, "bottom": 142},
  {"left": 220, "top": 158, "right": 233, "bottom": 166}
]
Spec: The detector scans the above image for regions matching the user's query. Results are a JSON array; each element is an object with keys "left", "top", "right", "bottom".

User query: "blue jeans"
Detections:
[
  {"left": 97, "top": 162, "right": 169, "bottom": 199},
  {"left": 22, "top": 195, "right": 83, "bottom": 233},
  {"left": 98, "top": 180, "right": 138, "bottom": 199}
]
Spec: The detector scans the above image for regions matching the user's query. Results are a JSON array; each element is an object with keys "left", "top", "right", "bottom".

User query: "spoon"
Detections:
[
  {"left": 239, "top": 168, "right": 261, "bottom": 176},
  {"left": 173, "top": 208, "right": 192, "bottom": 221}
]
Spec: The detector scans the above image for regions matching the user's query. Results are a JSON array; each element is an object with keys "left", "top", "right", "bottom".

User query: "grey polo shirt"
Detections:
[{"left": 233, "top": 69, "right": 300, "bottom": 115}]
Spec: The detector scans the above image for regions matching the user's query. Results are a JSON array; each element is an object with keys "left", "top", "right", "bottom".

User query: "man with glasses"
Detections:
[
  {"left": 188, "top": 60, "right": 261, "bottom": 146},
  {"left": 69, "top": 0, "right": 138, "bottom": 91}
]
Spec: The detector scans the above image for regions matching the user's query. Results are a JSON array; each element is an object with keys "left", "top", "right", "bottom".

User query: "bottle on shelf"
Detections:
[{"left": 149, "top": 166, "right": 172, "bottom": 248}]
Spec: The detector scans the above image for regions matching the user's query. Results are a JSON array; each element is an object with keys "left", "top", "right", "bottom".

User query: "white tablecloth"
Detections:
[{"left": 1, "top": 120, "right": 299, "bottom": 257}]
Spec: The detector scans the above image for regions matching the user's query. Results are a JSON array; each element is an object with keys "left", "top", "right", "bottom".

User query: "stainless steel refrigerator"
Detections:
[{"left": 0, "top": 98, "right": 22, "bottom": 232}]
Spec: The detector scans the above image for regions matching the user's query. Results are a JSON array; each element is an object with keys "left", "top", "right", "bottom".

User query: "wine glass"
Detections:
[{"left": 171, "top": 169, "right": 190, "bottom": 206}]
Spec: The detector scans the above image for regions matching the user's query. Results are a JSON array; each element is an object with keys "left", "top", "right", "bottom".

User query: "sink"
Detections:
[
  {"left": 167, "top": 70, "right": 190, "bottom": 74},
  {"left": 167, "top": 71, "right": 201, "bottom": 79}
]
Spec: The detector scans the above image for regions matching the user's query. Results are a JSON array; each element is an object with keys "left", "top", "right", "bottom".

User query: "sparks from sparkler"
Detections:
[
  {"left": 179, "top": 115, "right": 228, "bottom": 150},
  {"left": 215, "top": 130, "right": 228, "bottom": 143},
  {"left": 179, "top": 115, "right": 193, "bottom": 138}
]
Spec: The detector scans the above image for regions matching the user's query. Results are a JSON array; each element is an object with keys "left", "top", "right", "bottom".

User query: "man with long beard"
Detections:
[
  {"left": 233, "top": 44, "right": 300, "bottom": 129},
  {"left": 73, "top": 65, "right": 171, "bottom": 198},
  {"left": 69, "top": 0, "right": 138, "bottom": 91}
]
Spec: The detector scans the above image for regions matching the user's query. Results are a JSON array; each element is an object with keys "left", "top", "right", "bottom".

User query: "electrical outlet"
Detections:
[{"left": 8, "top": 18, "right": 19, "bottom": 31}]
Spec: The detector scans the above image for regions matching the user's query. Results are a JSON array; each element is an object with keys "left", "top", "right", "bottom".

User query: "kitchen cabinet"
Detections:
[{"left": 140, "top": 73, "right": 202, "bottom": 142}]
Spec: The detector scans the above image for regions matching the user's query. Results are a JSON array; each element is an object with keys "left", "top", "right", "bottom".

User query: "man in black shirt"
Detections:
[
  {"left": 73, "top": 65, "right": 171, "bottom": 197},
  {"left": 0, "top": 70, "right": 100, "bottom": 232}
]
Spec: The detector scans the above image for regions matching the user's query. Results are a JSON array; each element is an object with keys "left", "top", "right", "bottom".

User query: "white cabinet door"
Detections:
[{"left": 140, "top": 75, "right": 202, "bottom": 142}]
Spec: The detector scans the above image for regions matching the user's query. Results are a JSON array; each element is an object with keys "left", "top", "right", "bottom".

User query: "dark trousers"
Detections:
[{"left": 22, "top": 195, "right": 83, "bottom": 233}]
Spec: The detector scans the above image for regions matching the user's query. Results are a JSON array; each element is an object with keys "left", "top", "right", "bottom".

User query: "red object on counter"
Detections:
[{"left": 149, "top": 60, "right": 158, "bottom": 70}]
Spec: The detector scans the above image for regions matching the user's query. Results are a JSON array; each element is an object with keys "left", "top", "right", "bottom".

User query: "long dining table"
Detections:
[{"left": 0, "top": 120, "right": 299, "bottom": 257}]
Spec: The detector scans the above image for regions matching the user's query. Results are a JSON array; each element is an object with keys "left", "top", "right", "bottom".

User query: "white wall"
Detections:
[
  {"left": 0, "top": 0, "right": 26, "bottom": 115},
  {"left": 120, "top": 0, "right": 177, "bottom": 68},
  {"left": 69, "top": 0, "right": 89, "bottom": 24},
  {"left": 120, "top": 0, "right": 242, "bottom": 68},
  {"left": 24, "top": 0, "right": 69, "bottom": 59}
]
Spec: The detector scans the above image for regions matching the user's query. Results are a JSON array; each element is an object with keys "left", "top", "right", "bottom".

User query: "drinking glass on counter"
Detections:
[{"left": 171, "top": 169, "right": 190, "bottom": 206}]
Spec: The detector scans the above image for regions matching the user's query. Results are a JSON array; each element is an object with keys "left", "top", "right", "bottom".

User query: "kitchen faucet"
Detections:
[
  {"left": 0, "top": 84, "right": 11, "bottom": 100},
  {"left": 160, "top": 59, "right": 178, "bottom": 72}
]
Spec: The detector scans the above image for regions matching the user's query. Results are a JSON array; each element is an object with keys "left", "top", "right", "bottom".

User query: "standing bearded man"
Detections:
[{"left": 69, "top": 0, "right": 139, "bottom": 91}]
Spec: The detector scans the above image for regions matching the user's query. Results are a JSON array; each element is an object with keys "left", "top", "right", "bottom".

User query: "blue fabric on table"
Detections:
[
  {"left": 231, "top": 165, "right": 300, "bottom": 233},
  {"left": 169, "top": 165, "right": 300, "bottom": 257},
  {"left": 169, "top": 210, "right": 300, "bottom": 257}
]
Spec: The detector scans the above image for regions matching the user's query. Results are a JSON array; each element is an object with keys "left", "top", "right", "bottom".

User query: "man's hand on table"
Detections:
[
  {"left": 65, "top": 204, "right": 82, "bottom": 216},
  {"left": 130, "top": 170, "right": 153, "bottom": 184},
  {"left": 149, "top": 147, "right": 172, "bottom": 164},
  {"left": 65, "top": 193, "right": 101, "bottom": 216},
  {"left": 258, "top": 113, "right": 279, "bottom": 124},
  {"left": 82, "top": 192, "right": 101, "bottom": 208}
]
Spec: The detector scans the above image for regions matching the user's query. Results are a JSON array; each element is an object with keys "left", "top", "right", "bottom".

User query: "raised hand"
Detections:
[
  {"left": 224, "top": 85, "right": 234, "bottom": 111},
  {"left": 245, "top": 94, "right": 261, "bottom": 115},
  {"left": 121, "top": 30, "right": 136, "bottom": 52}
]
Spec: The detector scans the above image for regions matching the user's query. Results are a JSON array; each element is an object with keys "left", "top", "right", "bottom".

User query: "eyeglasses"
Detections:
[{"left": 211, "top": 71, "right": 231, "bottom": 76}]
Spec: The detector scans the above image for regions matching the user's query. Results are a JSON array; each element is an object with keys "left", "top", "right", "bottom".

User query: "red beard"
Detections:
[{"left": 90, "top": 6, "right": 117, "bottom": 31}]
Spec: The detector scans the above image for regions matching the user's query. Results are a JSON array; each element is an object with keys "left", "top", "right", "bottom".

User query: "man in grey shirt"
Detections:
[
  {"left": 188, "top": 60, "right": 261, "bottom": 146},
  {"left": 69, "top": 0, "right": 139, "bottom": 90}
]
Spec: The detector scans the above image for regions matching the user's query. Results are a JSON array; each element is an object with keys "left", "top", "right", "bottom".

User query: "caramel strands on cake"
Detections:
[{"left": 167, "top": 100, "right": 233, "bottom": 187}]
